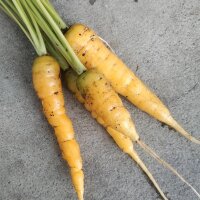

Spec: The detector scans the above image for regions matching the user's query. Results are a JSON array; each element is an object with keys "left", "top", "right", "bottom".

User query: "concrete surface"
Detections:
[{"left": 0, "top": 0, "right": 200, "bottom": 200}]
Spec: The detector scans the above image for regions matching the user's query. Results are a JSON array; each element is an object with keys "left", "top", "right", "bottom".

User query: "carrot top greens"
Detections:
[
  {"left": 0, "top": 0, "right": 86, "bottom": 74},
  {"left": 0, "top": 0, "right": 47, "bottom": 56}
]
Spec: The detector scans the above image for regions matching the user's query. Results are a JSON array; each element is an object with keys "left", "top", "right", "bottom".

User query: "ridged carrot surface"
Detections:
[
  {"left": 65, "top": 24, "right": 200, "bottom": 144},
  {"left": 65, "top": 69, "right": 168, "bottom": 200},
  {"left": 76, "top": 70, "right": 139, "bottom": 141},
  {"left": 32, "top": 56, "right": 84, "bottom": 200}
]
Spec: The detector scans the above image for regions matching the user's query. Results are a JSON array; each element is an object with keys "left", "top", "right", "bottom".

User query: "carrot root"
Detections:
[
  {"left": 129, "top": 150, "right": 168, "bottom": 200},
  {"left": 166, "top": 116, "right": 200, "bottom": 144},
  {"left": 98, "top": 36, "right": 115, "bottom": 53},
  {"left": 138, "top": 140, "right": 200, "bottom": 199},
  {"left": 107, "top": 127, "right": 168, "bottom": 200},
  {"left": 33, "top": 56, "right": 84, "bottom": 200},
  {"left": 65, "top": 23, "right": 199, "bottom": 145}
]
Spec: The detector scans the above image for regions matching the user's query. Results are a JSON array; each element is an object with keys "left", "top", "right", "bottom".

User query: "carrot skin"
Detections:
[
  {"left": 65, "top": 24, "right": 200, "bottom": 144},
  {"left": 65, "top": 24, "right": 169, "bottom": 123},
  {"left": 76, "top": 70, "right": 139, "bottom": 142},
  {"left": 32, "top": 56, "right": 84, "bottom": 200},
  {"left": 65, "top": 69, "right": 168, "bottom": 200},
  {"left": 65, "top": 69, "right": 199, "bottom": 199}
]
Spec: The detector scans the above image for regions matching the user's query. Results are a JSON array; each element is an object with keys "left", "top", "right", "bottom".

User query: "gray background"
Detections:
[{"left": 0, "top": 0, "right": 200, "bottom": 199}]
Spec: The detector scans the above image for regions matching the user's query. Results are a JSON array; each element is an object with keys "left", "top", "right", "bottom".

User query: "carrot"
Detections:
[
  {"left": 66, "top": 69, "right": 166, "bottom": 199},
  {"left": 19, "top": 2, "right": 200, "bottom": 199},
  {"left": 2, "top": 1, "right": 199, "bottom": 199},
  {"left": 0, "top": 1, "right": 84, "bottom": 199},
  {"left": 65, "top": 69, "right": 200, "bottom": 200},
  {"left": 33, "top": 56, "right": 84, "bottom": 200},
  {"left": 65, "top": 24, "right": 200, "bottom": 144}
]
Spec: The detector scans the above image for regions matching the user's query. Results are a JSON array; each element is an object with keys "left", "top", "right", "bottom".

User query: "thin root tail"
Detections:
[
  {"left": 129, "top": 149, "right": 168, "bottom": 200},
  {"left": 167, "top": 116, "right": 200, "bottom": 144},
  {"left": 137, "top": 139, "right": 200, "bottom": 199},
  {"left": 107, "top": 127, "right": 168, "bottom": 200}
]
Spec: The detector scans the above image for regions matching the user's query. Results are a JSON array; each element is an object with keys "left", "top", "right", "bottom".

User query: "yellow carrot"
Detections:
[
  {"left": 1, "top": 2, "right": 85, "bottom": 199},
  {"left": 65, "top": 24, "right": 200, "bottom": 144},
  {"left": 33, "top": 56, "right": 84, "bottom": 200},
  {"left": 65, "top": 69, "right": 200, "bottom": 200},
  {"left": 66, "top": 69, "right": 168, "bottom": 200}
]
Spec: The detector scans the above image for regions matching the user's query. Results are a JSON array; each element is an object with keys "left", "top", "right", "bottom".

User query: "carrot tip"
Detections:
[
  {"left": 167, "top": 116, "right": 200, "bottom": 144},
  {"left": 130, "top": 148, "right": 168, "bottom": 200},
  {"left": 138, "top": 140, "right": 200, "bottom": 199}
]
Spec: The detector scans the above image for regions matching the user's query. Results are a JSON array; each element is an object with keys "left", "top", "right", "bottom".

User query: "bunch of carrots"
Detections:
[{"left": 0, "top": 1, "right": 199, "bottom": 200}]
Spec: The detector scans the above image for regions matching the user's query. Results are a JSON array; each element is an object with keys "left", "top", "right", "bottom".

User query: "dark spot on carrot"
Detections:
[
  {"left": 110, "top": 107, "right": 116, "bottom": 111},
  {"left": 84, "top": 27, "right": 89, "bottom": 32},
  {"left": 77, "top": 46, "right": 85, "bottom": 54},
  {"left": 90, "top": 35, "right": 95, "bottom": 41},
  {"left": 79, "top": 33, "right": 82, "bottom": 36},
  {"left": 81, "top": 93, "right": 86, "bottom": 99},
  {"left": 82, "top": 52, "right": 86, "bottom": 56},
  {"left": 54, "top": 91, "right": 59, "bottom": 95}
]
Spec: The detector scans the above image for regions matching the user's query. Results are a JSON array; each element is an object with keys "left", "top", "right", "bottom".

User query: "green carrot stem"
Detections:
[
  {"left": 0, "top": 0, "right": 47, "bottom": 56},
  {"left": 12, "top": 0, "right": 43, "bottom": 55},
  {"left": 26, "top": 0, "right": 73, "bottom": 71},
  {"left": 6, "top": 0, "right": 23, "bottom": 20},
  {"left": 30, "top": 0, "right": 86, "bottom": 74},
  {"left": 21, "top": 0, "right": 46, "bottom": 55},
  {"left": 0, "top": 0, "right": 34, "bottom": 47},
  {"left": 41, "top": 0, "right": 68, "bottom": 29},
  {"left": 44, "top": 35, "right": 69, "bottom": 70}
]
